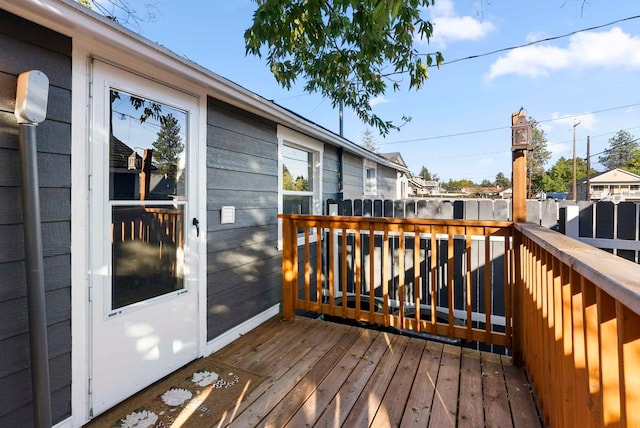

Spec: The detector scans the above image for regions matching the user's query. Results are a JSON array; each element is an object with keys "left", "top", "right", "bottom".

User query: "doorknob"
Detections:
[{"left": 192, "top": 217, "right": 200, "bottom": 237}]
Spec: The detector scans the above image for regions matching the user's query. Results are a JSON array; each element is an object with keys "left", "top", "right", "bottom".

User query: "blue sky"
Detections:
[{"left": 123, "top": 0, "right": 640, "bottom": 182}]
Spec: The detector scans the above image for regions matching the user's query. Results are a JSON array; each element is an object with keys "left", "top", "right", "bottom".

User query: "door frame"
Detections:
[{"left": 72, "top": 56, "right": 208, "bottom": 422}]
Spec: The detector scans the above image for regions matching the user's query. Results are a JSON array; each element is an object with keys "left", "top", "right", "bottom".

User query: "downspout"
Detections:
[
  {"left": 337, "top": 146, "right": 344, "bottom": 201},
  {"left": 15, "top": 70, "right": 52, "bottom": 428}
]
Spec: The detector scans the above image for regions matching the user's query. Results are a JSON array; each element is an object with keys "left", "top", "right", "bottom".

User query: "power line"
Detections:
[
  {"left": 438, "top": 14, "right": 640, "bottom": 65},
  {"left": 380, "top": 102, "right": 640, "bottom": 146},
  {"left": 274, "top": 14, "right": 640, "bottom": 102}
]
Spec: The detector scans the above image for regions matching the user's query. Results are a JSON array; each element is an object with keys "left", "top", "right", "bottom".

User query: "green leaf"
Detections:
[{"left": 245, "top": 0, "right": 441, "bottom": 135}]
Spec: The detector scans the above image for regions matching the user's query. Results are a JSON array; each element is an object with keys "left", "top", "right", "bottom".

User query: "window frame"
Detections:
[
  {"left": 277, "top": 125, "right": 323, "bottom": 249},
  {"left": 363, "top": 159, "right": 378, "bottom": 196}
]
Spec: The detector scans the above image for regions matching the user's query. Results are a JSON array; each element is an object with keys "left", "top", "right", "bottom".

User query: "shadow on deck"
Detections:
[{"left": 212, "top": 315, "right": 541, "bottom": 427}]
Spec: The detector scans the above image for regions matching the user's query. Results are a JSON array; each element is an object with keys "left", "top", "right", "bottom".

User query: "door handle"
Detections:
[{"left": 192, "top": 217, "right": 200, "bottom": 237}]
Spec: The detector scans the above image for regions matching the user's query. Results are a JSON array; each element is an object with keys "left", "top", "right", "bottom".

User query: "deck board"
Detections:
[
  {"left": 458, "top": 348, "right": 485, "bottom": 428},
  {"left": 343, "top": 334, "right": 410, "bottom": 427},
  {"left": 482, "top": 351, "right": 514, "bottom": 428},
  {"left": 429, "top": 344, "right": 462, "bottom": 427},
  {"left": 371, "top": 337, "right": 426, "bottom": 427},
  {"left": 399, "top": 340, "right": 442, "bottom": 427},
  {"left": 104, "top": 315, "right": 542, "bottom": 427},
  {"left": 311, "top": 330, "right": 396, "bottom": 427}
]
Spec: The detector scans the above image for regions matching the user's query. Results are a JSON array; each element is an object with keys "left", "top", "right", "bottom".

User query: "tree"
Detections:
[
  {"left": 78, "top": 0, "right": 159, "bottom": 30},
  {"left": 152, "top": 114, "right": 184, "bottom": 180},
  {"left": 361, "top": 128, "right": 380, "bottom": 153},
  {"left": 542, "top": 156, "right": 594, "bottom": 192},
  {"left": 621, "top": 148, "right": 640, "bottom": 175},
  {"left": 418, "top": 165, "right": 438, "bottom": 181},
  {"left": 245, "top": 0, "right": 443, "bottom": 135},
  {"left": 480, "top": 179, "right": 493, "bottom": 187},
  {"left": 598, "top": 130, "right": 638, "bottom": 170},
  {"left": 527, "top": 117, "right": 551, "bottom": 197},
  {"left": 445, "top": 178, "right": 475, "bottom": 191},
  {"left": 495, "top": 172, "right": 510, "bottom": 188},
  {"left": 282, "top": 165, "right": 309, "bottom": 191}
]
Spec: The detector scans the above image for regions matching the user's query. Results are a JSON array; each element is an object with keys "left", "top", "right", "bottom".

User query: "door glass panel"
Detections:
[
  {"left": 111, "top": 205, "right": 185, "bottom": 309},
  {"left": 109, "top": 89, "right": 187, "bottom": 201},
  {"left": 108, "top": 89, "right": 188, "bottom": 310}
]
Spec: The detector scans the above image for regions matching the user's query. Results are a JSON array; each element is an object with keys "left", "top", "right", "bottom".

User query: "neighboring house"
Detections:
[
  {"left": 408, "top": 176, "right": 441, "bottom": 197},
  {"left": 380, "top": 151, "right": 411, "bottom": 199},
  {"left": 574, "top": 168, "right": 640, "bottom": 202},
  {"left": 0, "top": 2, "right": 409, "bottom": 426},
  {"left": 500, "top": 187, "right": 513, "bottom": 199},
  {"left": 462, "top": 186, "right": 501, "bottom": 199}
]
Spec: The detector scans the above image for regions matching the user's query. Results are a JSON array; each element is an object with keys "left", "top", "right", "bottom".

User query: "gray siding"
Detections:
[
  {"left": 206, "top": 98, "right": 281, "bottom": 339},
  {"left": 376, "top": 164, "right": 397, "bottom": 200},
  {"left": 342, "top": 151, "right": 364, "bottom": 199},
  {"left": 342, "top": 151, "right": 398, "bottom": 200},
  {"left": 0, "top": 9, "right": 71, "bottom": 426},
  {"left": 322, "top": 145, "right": 340, "bottom": 210}
]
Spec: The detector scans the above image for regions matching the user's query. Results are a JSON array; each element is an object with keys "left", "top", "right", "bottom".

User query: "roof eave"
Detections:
[{"left": 3, "top": 0, "right": 408, "bottom": 173}]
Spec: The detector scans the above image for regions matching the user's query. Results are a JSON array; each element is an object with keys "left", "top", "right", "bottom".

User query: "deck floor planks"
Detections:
[
  {"left": 482, "top": 351, "right": 514, "bottom": 428},
  {"left": 228, "top": 322, "right": 360, "bottom": 427},
  {"left": 281, "top": 327, "right": 377, "bottom": 427},
  {"left": 224, "top": 320, "right": 352, "bottom": 426},
  {"left": 311, "top": 329, "right": 396, "bottom": 428},
  {"left": 399, "top": 340, "right": 443, "bottom": 427},
  {"left": 428, "top": 344, "right": 462, "bottom": 427},
  {"left": 261, "top": 326, "right": 368, "bottom": 427},
  {"left": 502, "top": 355, "right": 541, "bottom": 427},
  {"left": 457, "top": 348, "right": 485, "bottom": 428},
  {"left": 95, "top": 316, "right": 541, "bottom": 428},
  {"left": 210, "top": 316, "right": 288, "bottom": 365},
  {"left": 342, "top": 334, "right": 411, "bottom": 427},
  {"left": 371, "top": 337, "right": 427, "bottom": 427},
  {"left": 231, "top": 318, "right": 318, "bottom": 370}
]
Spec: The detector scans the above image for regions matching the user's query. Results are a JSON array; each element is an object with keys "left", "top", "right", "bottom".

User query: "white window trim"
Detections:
[
  {"left": 397, "top": 171, "right": 409, "bottom": 199},
  {"left": 363, "top": 159, "right": 377, "bottom": 196},
  {"left": 277, "top": 125, "right": 323, "bottom": 250}
]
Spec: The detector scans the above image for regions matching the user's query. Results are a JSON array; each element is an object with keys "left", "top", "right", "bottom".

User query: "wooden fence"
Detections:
[
  {"left": 331, "top": 198, "right": 640, "bottom": 264},
  {"left": 560, "top": 201, "right": 640, "bottom": 263}
]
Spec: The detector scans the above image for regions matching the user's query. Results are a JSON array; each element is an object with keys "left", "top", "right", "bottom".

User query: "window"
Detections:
[
  {"left": 278, "top": 126, "right": 323, "bottom": 248},
  {"left": 363, "top": 160, "right": 377, "bottom": 195}
]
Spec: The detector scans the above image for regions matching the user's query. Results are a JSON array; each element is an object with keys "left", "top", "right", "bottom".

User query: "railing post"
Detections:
[
  {"left": 511, "top": 109, "right": 532, "bottom": 366},
  {"left": 281, "top": 216, "right": 296, "bottom": 320}
]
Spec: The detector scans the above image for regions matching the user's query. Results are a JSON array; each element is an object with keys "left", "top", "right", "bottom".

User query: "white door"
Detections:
[{"left": 89, "top": 61, "right": 200, "bottom": 416}]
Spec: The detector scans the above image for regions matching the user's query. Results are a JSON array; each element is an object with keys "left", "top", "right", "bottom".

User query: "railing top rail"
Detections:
[
  {"left": 516, "top": 222, "right": 640, "bottom": 316},
  {"left": 278, "top": 214, "right": 513, "bottom": 229}
]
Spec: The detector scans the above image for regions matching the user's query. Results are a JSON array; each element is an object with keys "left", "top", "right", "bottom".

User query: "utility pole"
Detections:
[
  {"left": 586, "top": 136, "right": 591, "bottom": 201},
  {"left": 572, "top": 120, "right": 581, "bottom": 201},
  {"left": 339, "top": 101, "right": 344, "bottom": 137}
]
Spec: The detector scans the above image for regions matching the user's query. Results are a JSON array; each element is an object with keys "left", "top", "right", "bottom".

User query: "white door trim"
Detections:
[
  {"left": 70, "top": 46, "right": 209, "bottom": 425},
  {"left": 89, "top": 59, "right": 201, "bottom": 415}
]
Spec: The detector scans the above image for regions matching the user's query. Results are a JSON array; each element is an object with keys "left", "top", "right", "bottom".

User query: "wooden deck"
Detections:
[{"left": 210, "top": 315, "right": 541, "bottom": 427}]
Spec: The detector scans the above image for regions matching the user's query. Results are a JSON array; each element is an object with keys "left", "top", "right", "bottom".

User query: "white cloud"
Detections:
[
  {"left": 487, "top": 27, "right": 640, "bottom": 79},
  {"left": 550, "top": 112, "right": 597, "bottom": 132},
  {"left": 547, "top": 142, "right": 571, "bottom": 157},
  {"left": 419, "top": 0, "right": 495, "bottom": 47},
  {"left": 370, "top": 96, "right": 390, "bottom": 107}
]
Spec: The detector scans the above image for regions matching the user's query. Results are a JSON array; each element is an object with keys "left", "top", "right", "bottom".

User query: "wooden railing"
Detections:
[
  {"left": 280, "top": 214, "right": 640, "bottom": 427},
  {"left": 280, "top": 214, "right": 514, "bottom": 348},
  {"left": 514, "top": 222, "right": 640, "bottom": 427}
]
